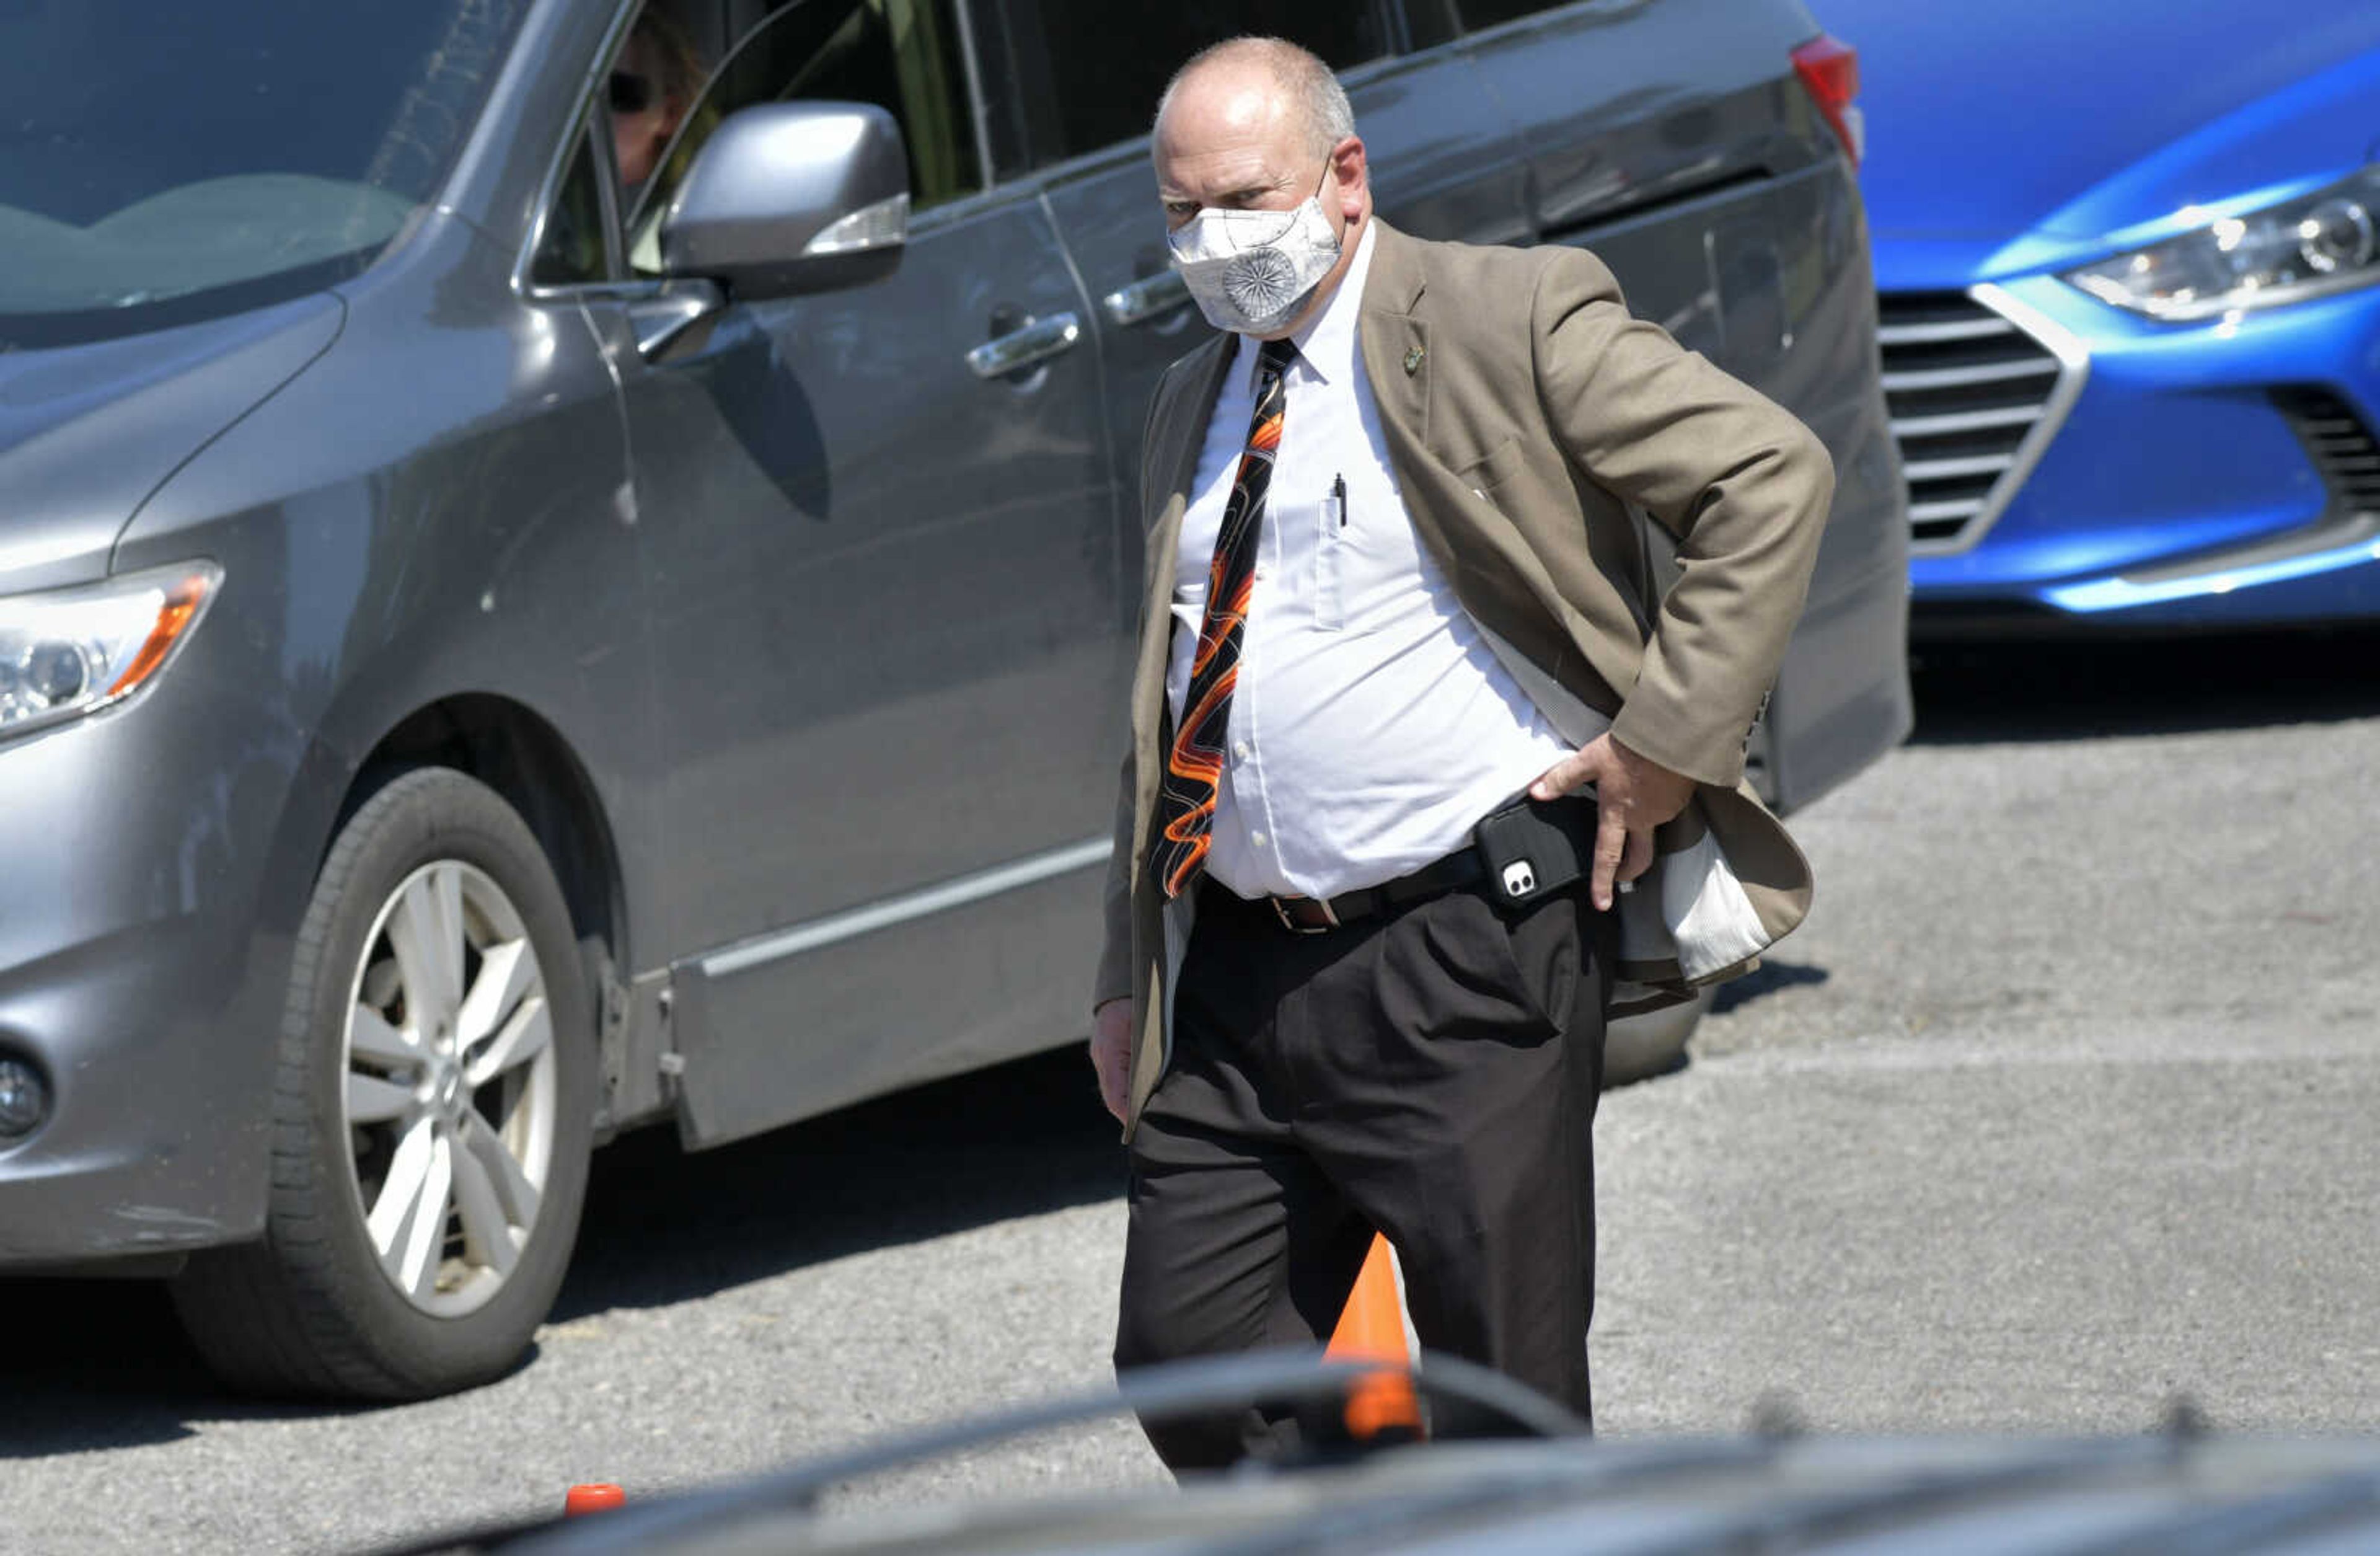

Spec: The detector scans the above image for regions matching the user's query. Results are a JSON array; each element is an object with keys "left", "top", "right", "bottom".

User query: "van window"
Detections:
[
  {"left": 0, "top": 0, "right": 531, "bottom": 347},
  {"left": 625, "top": 0, "right": 981, "bottom": 270},
  {"left": 1454, "top": 0, "right": 1579, "bottom": 29},
  {"left": 530, "top": 128, "right": 612, "bottom": 288},
  {"left": 985, "top": 2, "right": 1394, "bottom": 170}
]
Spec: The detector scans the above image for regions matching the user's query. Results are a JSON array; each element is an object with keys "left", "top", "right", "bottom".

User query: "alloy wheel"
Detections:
[{"left": 340, "top": 860, "right": 558, "bottom": 1317}]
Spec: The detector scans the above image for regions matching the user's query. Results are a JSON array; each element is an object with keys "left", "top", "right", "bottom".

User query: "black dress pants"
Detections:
[{"left": 1114, "top": 874, "right": 1608, "bottom": 1471}]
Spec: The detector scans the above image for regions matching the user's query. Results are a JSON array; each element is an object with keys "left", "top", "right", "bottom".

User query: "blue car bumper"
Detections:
[{"left": 1889, "top": 272, "right": 2380, "bottom": 634}]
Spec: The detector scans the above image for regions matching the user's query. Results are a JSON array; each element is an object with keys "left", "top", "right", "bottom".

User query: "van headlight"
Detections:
[
  {"left": 2065, "top": 166, "right": 2380, "bottom": 321},
  {"left": 0, "top": 563, "right": 222, "bottom": 743}
]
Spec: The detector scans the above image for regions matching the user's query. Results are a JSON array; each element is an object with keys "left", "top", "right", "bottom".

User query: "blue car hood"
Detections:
[
  {"left": 0, "top": 294, "right": 343, "bottom": 593},
  {"left": 1825, "top": 0, "right": 2380, "bottom": 273}
]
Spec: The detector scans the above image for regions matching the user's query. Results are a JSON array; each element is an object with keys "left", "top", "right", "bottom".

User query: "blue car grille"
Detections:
[{"left": 1878, "top": 291, "right": 2076, "bottom": 552}]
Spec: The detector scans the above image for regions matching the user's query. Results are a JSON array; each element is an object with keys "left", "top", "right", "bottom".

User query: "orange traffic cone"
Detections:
[
  {"left": 564, "top": 1483, "right": 627, "bottom": 1516},
  {"left": 1324, "top": 1233, "right": 1423, "bottom": 1440}
]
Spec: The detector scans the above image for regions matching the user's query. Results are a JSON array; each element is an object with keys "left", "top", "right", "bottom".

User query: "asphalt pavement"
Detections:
[{"left": 2, "top": 630, "right": 2377, "bottom": 1554}]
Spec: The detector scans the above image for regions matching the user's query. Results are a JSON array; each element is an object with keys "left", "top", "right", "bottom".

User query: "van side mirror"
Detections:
[{"left": 659, "top": 102, "right": 910, "bottom": 301}]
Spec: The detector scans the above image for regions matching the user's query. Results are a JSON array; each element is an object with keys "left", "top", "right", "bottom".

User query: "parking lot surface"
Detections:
[{"left": 3, "top": 634, "right": 2376, "bottom": 1554}]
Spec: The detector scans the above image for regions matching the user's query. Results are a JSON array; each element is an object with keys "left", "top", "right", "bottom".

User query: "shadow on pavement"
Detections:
[
  {"left": 1909, "top": 627, "right": 2380, "bottom": 744},
  {"left": 552, "top": 1044, "right": 1122, "bottom": 1319},
  {"left": 0, "top": 1045, "right": 1119, "bottom": 1455},
  {"left": 0, "top": 1281, "right": 224, "bottom": 1455},
  {"left": 1711, "top": 959, "right": 1829, "bottom": 1014}
]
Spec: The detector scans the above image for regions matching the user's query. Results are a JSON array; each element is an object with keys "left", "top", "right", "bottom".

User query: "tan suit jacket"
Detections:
[{"left": 1095, "top": 219, "right": 1835, "bottom": 1133}]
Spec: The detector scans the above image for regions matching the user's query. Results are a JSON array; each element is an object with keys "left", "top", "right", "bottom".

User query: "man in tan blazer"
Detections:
[{"left": 1091, "top": 37, "right": 1831, "bottom": 1468}]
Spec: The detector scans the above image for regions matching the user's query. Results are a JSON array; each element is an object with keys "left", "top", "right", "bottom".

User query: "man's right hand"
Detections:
[{"left": 1090, "top": 998, "right": 1135, "bottom": 1123}]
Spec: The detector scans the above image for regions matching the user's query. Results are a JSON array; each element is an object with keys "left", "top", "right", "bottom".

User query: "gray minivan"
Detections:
[{"left": 0, "top": 0, "right": 1908, "bottom": 1399}]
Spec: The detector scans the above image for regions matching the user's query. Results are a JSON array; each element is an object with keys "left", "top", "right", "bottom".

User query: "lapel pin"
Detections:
[{"left": 1403, "top": 345, "right": 1426, "bottom": 376}]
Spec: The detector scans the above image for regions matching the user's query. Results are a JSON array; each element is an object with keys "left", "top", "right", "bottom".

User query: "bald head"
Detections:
[
  {"left": 1149, "top": 37, "right": 1372, "bottom": 339},
  {"left": 1154, "top": 37, "right": 1355, "bottom": 159}
]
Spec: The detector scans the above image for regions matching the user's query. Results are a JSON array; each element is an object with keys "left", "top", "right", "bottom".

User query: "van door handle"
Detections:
[
  {"left": 966, "top": 311, "right": 1082, "bottom": 379},
  {"left": 1101, "top": 270, "right": 1191, "bottom": 326}
]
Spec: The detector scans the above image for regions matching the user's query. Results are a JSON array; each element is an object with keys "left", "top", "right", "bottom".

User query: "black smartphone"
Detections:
[{"left": 1473, "top": 794, "right": 1595, "bottom": 908}]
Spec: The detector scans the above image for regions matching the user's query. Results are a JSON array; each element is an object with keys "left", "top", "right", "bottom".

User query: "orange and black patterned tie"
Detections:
[{"left": 1153, "top": 336, "right": 1300, "bottom": 900}]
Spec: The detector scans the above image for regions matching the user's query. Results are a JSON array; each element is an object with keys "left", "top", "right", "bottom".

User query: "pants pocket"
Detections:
[
  {"left": 1389, "top": 888, "right": 1577, "bottom": 1045},
  {"left": 1476, "top": 888, "right": 1580, "bottom": 1037}
]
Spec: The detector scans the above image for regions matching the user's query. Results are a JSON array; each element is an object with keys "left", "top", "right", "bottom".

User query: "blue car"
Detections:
[{"left": 1821, "top": 0, "right": 2380, "bottom": 633}]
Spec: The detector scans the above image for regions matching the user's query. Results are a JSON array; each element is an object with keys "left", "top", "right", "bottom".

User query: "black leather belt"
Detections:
[
  {"left": 1257, "top": 793, "right": 1598, "bottom": 934},
  {"left": 1266, "top": 849, "right": 1487, "bottom": 933}
]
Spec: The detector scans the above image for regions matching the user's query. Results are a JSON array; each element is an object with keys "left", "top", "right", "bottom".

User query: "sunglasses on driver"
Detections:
[{"left": 608, "top": 71, "right": 655, "bottom": 115}]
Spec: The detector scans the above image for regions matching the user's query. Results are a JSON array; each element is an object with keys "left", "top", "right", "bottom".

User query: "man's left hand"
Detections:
[{"left": 1528, "top": 734, "right": 1696, "bottom": 911}]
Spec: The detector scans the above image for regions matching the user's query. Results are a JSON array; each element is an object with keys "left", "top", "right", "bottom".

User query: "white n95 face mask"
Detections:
[{"left": 1167, "top": 175, "right": 1344, "bottom": 337}]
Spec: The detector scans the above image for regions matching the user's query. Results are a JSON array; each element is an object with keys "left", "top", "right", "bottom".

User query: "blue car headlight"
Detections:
[{"left": 2065, "top": 165, "right": 2380, "bottom": 321}]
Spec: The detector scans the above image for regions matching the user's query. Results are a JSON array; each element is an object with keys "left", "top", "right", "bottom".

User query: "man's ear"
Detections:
[{"left": 1331, "top": 136, "right": 1368, "bottom": 223}]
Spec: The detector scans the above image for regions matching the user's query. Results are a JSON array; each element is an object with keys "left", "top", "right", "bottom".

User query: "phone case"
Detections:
[{"left": 1473, "top": 796, "right": 1590, "bottom": 907}]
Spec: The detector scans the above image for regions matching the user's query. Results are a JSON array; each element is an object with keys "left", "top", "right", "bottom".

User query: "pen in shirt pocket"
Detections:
[{"left": 1333, "top": 472, "right": 1347, "bottom": 528}]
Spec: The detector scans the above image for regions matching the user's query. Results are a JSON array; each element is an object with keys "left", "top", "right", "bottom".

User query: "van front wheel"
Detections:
[{"left": 172, "top": 768, "right": 596, "bottom": 1400}]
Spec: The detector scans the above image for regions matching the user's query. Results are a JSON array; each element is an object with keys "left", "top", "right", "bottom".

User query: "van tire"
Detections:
[{"left": 171, "top": 768, "right": 596, "bottom": 1400}]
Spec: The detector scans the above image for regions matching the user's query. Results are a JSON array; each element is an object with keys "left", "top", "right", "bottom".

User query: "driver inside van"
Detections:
[{"left": 610, "top": 7, "right": 706, "bottom": 195}]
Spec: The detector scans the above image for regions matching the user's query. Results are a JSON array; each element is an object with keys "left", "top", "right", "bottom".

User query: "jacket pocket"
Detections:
[{"left": 1455, "top": 434, "right": 1528, "bottom": 496}]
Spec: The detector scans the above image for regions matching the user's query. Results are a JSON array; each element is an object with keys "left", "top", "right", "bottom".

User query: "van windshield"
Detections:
[{"left": 0, "top": 0, "right": 530, "bottom": 348}]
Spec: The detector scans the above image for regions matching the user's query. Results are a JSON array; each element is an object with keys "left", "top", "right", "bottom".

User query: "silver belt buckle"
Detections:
[{"left": 1271, "top": 895, "right": 1339, "bottom": 934}]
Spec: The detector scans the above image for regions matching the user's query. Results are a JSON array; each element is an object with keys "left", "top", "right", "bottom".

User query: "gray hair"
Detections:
[{"left": 1154, "top": 36, "right": 1357, "bottom": 157}]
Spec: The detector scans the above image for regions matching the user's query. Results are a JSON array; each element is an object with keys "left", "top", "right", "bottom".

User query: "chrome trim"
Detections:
[
  {"left": 1902, "top": 453, "right": 2017, "bottom": 482},
  {"left": 1919, "top": 283, "right": 2092, "bottom": 557},
  {"left": 1890, "top": 405, "right": 2044, "bottom": 438},
  {"left": 1882, "top": 285, "right": 2091, "bottom": 558},
  {"left": 699, "top": 838, "right": 1112, "bottom": 979},
  {"left": 966, "top": 311, "right": 1083, "bottom": 379},
  {"left": 1880, "top": 356, "right": 2060, "bottom": 394},
  {"left": 1103, "top": 270, "right": 1192, "bottom": 327},
  {"left": 1874, "top": 316, "right": 2016, "bottom": 345}
]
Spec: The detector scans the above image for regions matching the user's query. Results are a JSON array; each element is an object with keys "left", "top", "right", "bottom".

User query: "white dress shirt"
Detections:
[{"left": 1163, "top": 221, "right": 1576, "bottom": 901}]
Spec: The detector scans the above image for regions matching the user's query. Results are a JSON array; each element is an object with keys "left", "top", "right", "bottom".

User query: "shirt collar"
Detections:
[{"left": 1236, "top": 218, "right": 1377, "bottom": 394}]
